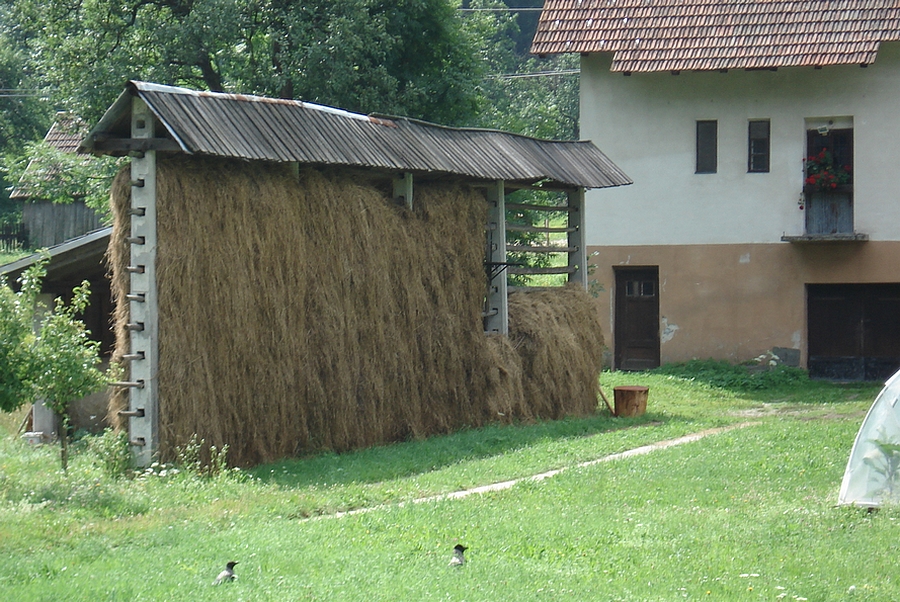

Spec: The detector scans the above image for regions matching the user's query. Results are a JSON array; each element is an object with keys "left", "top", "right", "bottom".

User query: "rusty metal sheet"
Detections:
[{"left": 81, "top": 81, "right": 632, "bottom": 190}]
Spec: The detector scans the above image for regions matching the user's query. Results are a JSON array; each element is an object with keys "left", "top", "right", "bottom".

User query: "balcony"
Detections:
[{"left": 782, "top": 185, "right": 868, "bottom": 243}]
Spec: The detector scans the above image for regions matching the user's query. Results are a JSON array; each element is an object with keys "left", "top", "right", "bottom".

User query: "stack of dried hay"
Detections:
[{"left": 108, "top": 156, "right": 604, "bottom": 465}]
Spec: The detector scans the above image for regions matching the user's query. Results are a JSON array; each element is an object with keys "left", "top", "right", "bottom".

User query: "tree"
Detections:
[
  {"left": 8, "top": 0, "right": 487, "bottom": 126},
  {"left": 0, "top": 259, "right": 108, "bottom": 470},
  {"left": 2, "top": 137, "right": 123, "bottom": 217},
  {"left": 0, "top": 17, "right": 52, "bottom": 226},
  {"left": 0, "top": 268, "right": 35, "bottom": 412}
]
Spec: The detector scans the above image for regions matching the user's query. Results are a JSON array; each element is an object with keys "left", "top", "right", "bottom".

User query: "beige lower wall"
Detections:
[{"left": 590, "top": 241, "right": 900, "bottom": 368}]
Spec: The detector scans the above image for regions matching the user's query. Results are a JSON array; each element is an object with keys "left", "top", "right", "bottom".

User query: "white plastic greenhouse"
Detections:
[{"left": 839, "top": 369, "right": 900, "bottom": 507}]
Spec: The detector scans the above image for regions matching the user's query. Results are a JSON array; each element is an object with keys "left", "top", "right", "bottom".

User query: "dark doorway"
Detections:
[
  {"left": 808, "top": 284, "right": 900, "bottom": 381},
  {"left": 615, "top": 267, "right": 660, "bottom": 371},
  {"left": 805, "top": 128, "right": 854, "bottom": 235}
]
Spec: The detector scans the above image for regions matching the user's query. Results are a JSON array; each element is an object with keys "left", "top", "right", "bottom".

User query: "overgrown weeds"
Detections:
[{"left": 651, "top": 358, "right": 809, "bottom": 391}]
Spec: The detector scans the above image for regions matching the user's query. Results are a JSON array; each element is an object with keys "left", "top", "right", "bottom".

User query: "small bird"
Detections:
[
  {"left": 213, "top": 561, "right": 238, "bottom": 585},
  {"left": 449, "top": 544, "right": 467, "bottom": 567}
]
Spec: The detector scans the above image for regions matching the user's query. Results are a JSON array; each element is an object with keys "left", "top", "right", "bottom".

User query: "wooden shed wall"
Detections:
[{"left": 23, "top": 200, "right": 104, "bottom": 248}]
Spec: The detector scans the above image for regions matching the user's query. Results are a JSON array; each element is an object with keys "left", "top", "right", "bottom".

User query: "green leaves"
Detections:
[
  {"left": 0, "top": 280, "right": 34, "bottom": 412},
  {"left": 0, "top": 259, "right": 107, "bottom": 415},
  {"left": 6, "top": 0, "right": 488, "bottom": 126},
  {"left": 3, "top": 139, "right": 122, "bottom": 216},
  {"left": 30, "top": 281, "right": 106, "bottom": 416}
]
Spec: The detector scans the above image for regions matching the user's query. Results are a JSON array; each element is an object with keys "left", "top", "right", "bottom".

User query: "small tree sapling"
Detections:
[{"left": 0, "top": 259, "right": 108, "bottom": 470}]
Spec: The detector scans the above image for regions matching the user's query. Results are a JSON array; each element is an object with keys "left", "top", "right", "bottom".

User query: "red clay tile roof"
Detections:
[
  {"left": 531, "top": 0, "right": 900, "bottom": 72},
  {"left": 44, "top": 113, "right": 86, "bottom": 153}
]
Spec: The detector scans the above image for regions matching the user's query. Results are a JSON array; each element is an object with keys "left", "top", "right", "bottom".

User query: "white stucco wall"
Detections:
[{"left": 581, "top": 43, "right": 900, "bottom": 246}]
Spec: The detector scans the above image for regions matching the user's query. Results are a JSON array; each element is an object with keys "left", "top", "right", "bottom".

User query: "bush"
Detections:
[{"left": 87, "top": 429, "right": 132, "bottom": 479}]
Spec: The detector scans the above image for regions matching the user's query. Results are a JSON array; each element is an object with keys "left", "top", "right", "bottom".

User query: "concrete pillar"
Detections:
[
  {"left": 485, "top": 181, "right": 508, "bottom": 335},
  {"left": 394, "top": 172, "right": 413, "bottom": 210},
  {"left": 567, "top": 188, "right": 588, "bottom": 289},
  {"left": 126, "top": 97, "right": 160, "bottom": 467},
  {"left": 30, "top": 293, "right": 56, "bottom": 442}
]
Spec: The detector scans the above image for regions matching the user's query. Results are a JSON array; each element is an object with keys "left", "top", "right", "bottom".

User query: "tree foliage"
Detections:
[
  {"left": 0, "top": 271, "right": 37, "bottom": 413},
  {"left": 2, "top": 139, "right": 122, "bottom": 215},
  {"left": 462, "top": 0, "right": 579, "bottom": 140},
  {"left": 0, "top": 12, "right": 52, "bottom": 224},
  {"left": 7, "top": 0, "right": 487, "bottom": 125},
  {"left": 0, "top": 259, "right": 107, "bottom": 469}
]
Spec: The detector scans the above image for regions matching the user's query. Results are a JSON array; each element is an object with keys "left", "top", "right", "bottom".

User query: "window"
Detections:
[
  {"left": 748, "top": 120, "right": 770, "bottom": 172},
  {"left": 696, "top": 120, "right": 717, "bottom": 173},
  {"left": 806, "top": 128, "right": 852, "bottom": 183},
  {"left": 625, "top": 280, "right": 656, "bottom": 298}
]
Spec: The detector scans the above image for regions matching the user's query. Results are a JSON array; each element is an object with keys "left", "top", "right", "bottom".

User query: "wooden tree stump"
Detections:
[{"left": 613, "top": 386, "right": 648, "bottom": 417}]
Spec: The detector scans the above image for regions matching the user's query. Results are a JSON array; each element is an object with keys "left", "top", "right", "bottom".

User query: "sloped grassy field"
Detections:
[{"left": 0, "top": 365, "right": 892, "bottom": 601}]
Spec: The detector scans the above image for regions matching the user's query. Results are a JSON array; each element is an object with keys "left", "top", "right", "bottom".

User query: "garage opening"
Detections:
[{"left": 808, "top": 283, "right": 900, "bottom": 381}]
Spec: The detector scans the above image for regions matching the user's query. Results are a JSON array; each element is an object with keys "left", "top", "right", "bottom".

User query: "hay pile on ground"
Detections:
[{"left": 109, "top": 156, "right": 604, "bottom": 465}]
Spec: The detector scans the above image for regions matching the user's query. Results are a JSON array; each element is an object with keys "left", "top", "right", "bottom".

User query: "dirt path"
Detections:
[{"left": 316, "top": 421, "right": 760, "bottom": 521}]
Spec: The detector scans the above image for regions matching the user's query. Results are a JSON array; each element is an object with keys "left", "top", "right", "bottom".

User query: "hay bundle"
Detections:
[
  {"left": 508, "top": 285, "right": 606, "bottom": 419},
  {"left": 108, "top": 156, "right": 605, "bottom": 465},
  {"left": 106, "top": 171, "right": 135, "bottom": 426}
]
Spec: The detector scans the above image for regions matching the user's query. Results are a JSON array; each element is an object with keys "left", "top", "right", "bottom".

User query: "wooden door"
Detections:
[
  {"left": 615, "top": 267, "right": 660, "bottom": 371},
  {"left": 808, "top": 284, "right": 900, "bottom": 381}
]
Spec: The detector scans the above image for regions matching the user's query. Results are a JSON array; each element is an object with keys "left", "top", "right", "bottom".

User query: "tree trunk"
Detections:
[{"left": 59, "top": 413, "right": 69, "bottom": 472}]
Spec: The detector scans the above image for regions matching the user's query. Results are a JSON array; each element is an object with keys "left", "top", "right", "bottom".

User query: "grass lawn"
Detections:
[
  {"left": 0, "top": 367, "right": 892, "bottom": 601},
  {"left": 0, "top": 249, "right": 30, "bottom": 266}
]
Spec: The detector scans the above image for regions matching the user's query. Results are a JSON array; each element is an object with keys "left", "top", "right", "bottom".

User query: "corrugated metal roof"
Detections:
[
  {"left": 80, "top": 81, "right": 631, "bottom": 190},
  {"left": 0, "top": 226, "right": 111, "bottom": 281},
  {"left": 532, "top": 0, "right": 900, "bottom": 72}
]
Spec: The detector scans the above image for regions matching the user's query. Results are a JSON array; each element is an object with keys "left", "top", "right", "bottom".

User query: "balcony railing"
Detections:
[{"left": 782, "top": 185, "right": 868, "bottom": 243}]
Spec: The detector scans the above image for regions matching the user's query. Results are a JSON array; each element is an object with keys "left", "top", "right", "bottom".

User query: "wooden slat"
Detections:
[
  {"left": 507, "top": 244, "right": 577, "bottom": 253},
  {"left": 506, "top": 224, "right": 577, "bottom": 233},
  {"left": 508, "top": 265, "right": 578, "bottom": 275},
  {"left": 90, "top": 137, "right": 182, "bottom": 153},
  {"left": 508, "top": 285, "right": 564, "bottom": 292},
  {"left": 506, "top": 202, "right": 575, "bottom": 213}
]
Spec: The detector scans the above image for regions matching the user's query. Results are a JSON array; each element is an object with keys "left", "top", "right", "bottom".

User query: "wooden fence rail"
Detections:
[{"left": 0, "top": 222, "right": 27, "bottom": 253}]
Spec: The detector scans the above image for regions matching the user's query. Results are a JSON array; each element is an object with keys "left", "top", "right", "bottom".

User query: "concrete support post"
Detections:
[
  {"left": 393, "top": 172, "right": 413, "bottom": 210},
  {"left": 127, "top": 98, "right": 159, "bottom": 467},
  {"left": 567, "top": 188, "right": 588, "bottom": 290},
  {"left": 30, "top": 294, "right": 56, "bottom": 442},
  {"left": 485, "top": 180, "right": 508, "bottom": 335}
]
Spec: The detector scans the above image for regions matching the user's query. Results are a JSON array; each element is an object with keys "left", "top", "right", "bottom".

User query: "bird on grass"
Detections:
[
  {"left": 213, "top": 561, "right": 238, "bottom": 585},
  {"left": 449, "top": 544, "right": 467, "bottom": 567}
]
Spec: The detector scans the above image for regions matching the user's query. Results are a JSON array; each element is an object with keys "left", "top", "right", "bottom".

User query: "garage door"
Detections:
[{"left": 808, "top": 284, "right": 900, "bottom": 381}]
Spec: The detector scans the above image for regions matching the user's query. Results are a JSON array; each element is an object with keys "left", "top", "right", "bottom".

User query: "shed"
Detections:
[
  {"left": 1, "top": 227, "right": 114, "bottom": 438},
  {"left": 81, "top": 81, "right": 631, "bottom": 466},
  {"left": 10, "top": 113, "right": 105, "bottom": 248}
]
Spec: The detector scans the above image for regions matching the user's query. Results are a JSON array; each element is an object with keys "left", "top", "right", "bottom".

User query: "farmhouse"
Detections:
[
  {"left": 80, "top": 81, "right": 630, "bottom": 466},
  {"left": 533, "top": 0, "right": 900, "bottom": 379}
]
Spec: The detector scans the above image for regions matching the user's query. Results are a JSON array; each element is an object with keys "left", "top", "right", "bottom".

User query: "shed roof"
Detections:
[
  {"left": 531, "top": 0, "right": 900, "bottom": 73},
  {"left": 0, "top": 226, "right": 111, "bottom": 284},
  {"left": 79, "top": 81, "right": 631, "bottom": 190}
]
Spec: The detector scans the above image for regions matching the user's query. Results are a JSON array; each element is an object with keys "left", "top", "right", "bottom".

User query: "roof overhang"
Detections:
[
  {"left": 1, "top": 227, "right": 111, "bottom": 286},
  {"left": 80, "top": 81, "right": 631, "bottom": 190}
]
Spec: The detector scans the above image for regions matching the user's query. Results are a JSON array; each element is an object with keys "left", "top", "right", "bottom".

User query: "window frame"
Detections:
[
  {"left": 748, "top": 120, "right": 770, "bottom": 173},
  {"left": 695, "top": 120, "right": 718, "bottom": 174}
]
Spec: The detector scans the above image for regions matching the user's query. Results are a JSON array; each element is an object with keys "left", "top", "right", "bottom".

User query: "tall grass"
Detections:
[{"left": 0, "top": 367, "right": 888, "bottom": 601}]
